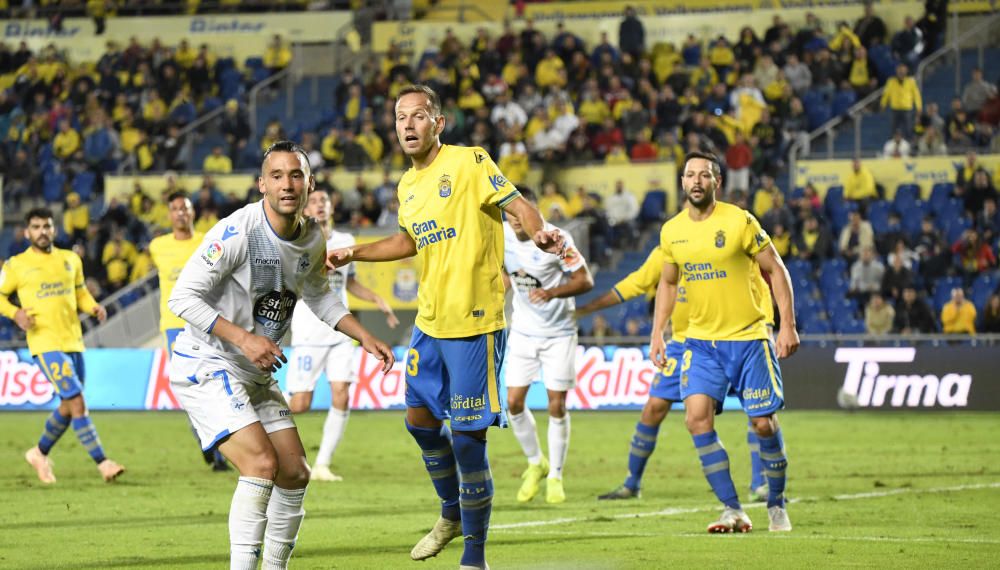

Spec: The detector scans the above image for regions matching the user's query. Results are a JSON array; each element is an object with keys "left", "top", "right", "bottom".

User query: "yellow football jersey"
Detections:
[
  {"left": 659, "top": 201, "right": 771, "bottom": 341},
  {"left": 397, "top": 145, "right": 520, "bottom": 338},
  {"left": 611, "top": 247, "right": 690, "bottom": 342},
  {"left": 149, "top": 231, "right": 204, "bottom": 331},
  {"left": 0, "top": 248, "right": 99, "bottom": 355}
]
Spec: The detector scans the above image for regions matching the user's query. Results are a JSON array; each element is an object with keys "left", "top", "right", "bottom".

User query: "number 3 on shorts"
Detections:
[
  {"left": 406, "top": 348, "right": 419, "bottom": 376},
  {"left": 663, "top": 357, "right": 678, "bottom": 376},
  {"left": 681, "top": 350, "right": 692, "bottom": 372}
]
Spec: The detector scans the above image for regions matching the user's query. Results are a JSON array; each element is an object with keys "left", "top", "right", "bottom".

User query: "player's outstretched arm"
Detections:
[
  {"left": 327, "top": 232, "right": 417, "bottom": 268},
  {"left": 756, "top": 244, "right": 800, "bottom": 358},
  {"left": 346, "top": 276, "right": 400, "bottom": 328},
  {"left": 334, "top": 314, "right": 396, "bottom": 373},
  {"left": 650, "top": 261, "right": 679, "bottom": 368},
  {"left": 576, "top": 290, "right": 623, "bottom": 317},
  {"left": 529, "top": 265, "right": 594, "bottom": 303},
  {"left": 211, "top": 316, "right": 287, "bottom": 372},
  {"left": 503, "top": 196, "right": 565, "bottom": 255}
]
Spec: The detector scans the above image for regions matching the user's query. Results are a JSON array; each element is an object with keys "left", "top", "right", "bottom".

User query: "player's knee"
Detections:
[
  {"left": 65, "top": 395, "right": 86, "bottom": 418},
  {"left": 750, "top": 415, "right": 777, "bottom": 437},
  {"left": 641, "top": 398, "right": 669, "bottom": 425},
  {"left": 684, "top": 412, "right": 713, "bottom": 435},
  {"left": 330, "top": 388, "right": 350, "bottom": 411},
  {"left": 547, "top": 397, "right": 567, "bottom": 418},
  {"left": 280, "top": 459, "right": 310, "bottom": 489},
  {"left": 507, "top": 397, "right": 525, "bottom": 415}
]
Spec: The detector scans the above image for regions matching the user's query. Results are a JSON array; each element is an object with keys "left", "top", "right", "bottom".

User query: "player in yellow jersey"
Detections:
[
  {"left": 651, "top": 151, "right": 798, "bottom": 534},
  {"left": 583, "top": 246, "right": 774, "bottom": 501},
  {"left": 328, "top": 85, "right": 563, "bottom": 570},
  {"left": 150, "top": 190, "right": 229, "bottom": 472},
  {"left": 0, "top": 208, "right": 125, "bottom": 484}
]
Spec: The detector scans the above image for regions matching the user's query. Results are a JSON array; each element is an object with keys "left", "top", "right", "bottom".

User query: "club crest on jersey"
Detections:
[
  {"left": 439, "top": 174, "right": 452, "bottom": 198},
  {"left": 715, "top": 230, "right": 726, "bottom": 248},
  {"left": 64, "top": 261, "right": 72, "bottom": 272},
  {"left": 297, "top": 253, "right": 311, "bottom": 273}
]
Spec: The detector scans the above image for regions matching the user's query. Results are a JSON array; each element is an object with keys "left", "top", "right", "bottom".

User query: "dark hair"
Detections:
[
  {"left": 683, "top": 150, "right": 722, "bottom": 178},
  {"left": 166, "top": 190, "right": 190, "bottom": 203},
  {"left": 517, "top": 186, "right": 537, "bottom": 202},
  {"left": 25, "top": 207, "right": 54, "bottom": 224},
  {"left": 396, "top": 84, "right": 442, "bottom": 117},
  {"left": 262, "top": 140, "right": 310, "bottom": 173}
]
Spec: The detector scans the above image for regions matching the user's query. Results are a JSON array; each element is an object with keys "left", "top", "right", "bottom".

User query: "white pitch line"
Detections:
[
  {"left": 677, "top": 533, "right": 1000, "bottom": 546},
  {"left": 492, "top": 481, "right": 1000, "bottom": 531}
]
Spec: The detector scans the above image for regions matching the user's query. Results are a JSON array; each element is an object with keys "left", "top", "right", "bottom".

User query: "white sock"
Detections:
[
  {"left": 262, "top": 485, "right": 307, "bottom": 570},
  {"left": 509, "top": 409, "right": 543, "bottom": 464},
  {"left": 230, "top": 476, "right": 273, "bottom": 570},
  {"left": 548, "top": 413, "right": 570, "bottom": 479},
  {"left": 315, "top": 407, "right": 349, "bottom": 467}
]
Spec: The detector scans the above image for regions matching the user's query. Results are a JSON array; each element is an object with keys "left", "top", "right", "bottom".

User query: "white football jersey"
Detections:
[
  {"left": 169, "top": 201, "right": 349, "bottom": 381},
  {"left": 503, "top": 222, "right": 585, "bottom": 337},
  {"left": 290, "top": 229, "right": 355, "bottom": 346}
]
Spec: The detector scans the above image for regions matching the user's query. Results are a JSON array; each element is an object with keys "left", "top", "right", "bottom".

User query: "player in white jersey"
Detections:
[
  {"left": 286, "top": 189, "right": 399, "bottom": 482},
  {"left": 502, "top": 187, "right": 593, "bottom": 504},
  {"left": 168, "top": 141, "right": 395, "bottom": 569}
]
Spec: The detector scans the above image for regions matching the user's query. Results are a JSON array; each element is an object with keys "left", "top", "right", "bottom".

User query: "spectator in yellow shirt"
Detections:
[
  {"left": 62, "top": 191, "right": 90, "bottom": 243},
  {"left": 941, "top": 288, "right": 977, "bottom": 334},
  {"left": 53, "top": 119, "right": 81, "bottom": 159},
  {"left": 356, "top": 121, "right": 385, "bottom": 164},
  {"left": 751, "top": 174, "right": 781, "bottom": 219},
  {"left": 880, "top": 63, "right": 922, "bottom": 136},
  {"left": 605, "top": 144, "right": 630, "bottom": 165},
  {"left": 102, "top": 227, "right": 138, "bottom": 270},
  {"left": 535, "top": 49, "right": 566, "bottom": 89},
  {"left": 202, "top": 145, "right": 233, "bottom": 174},
  {"left": 264, "top": 34, "right": 292, "bottom": 73},
  {"left": 844, "top": 158, "right": 879, "bottom": 210},
  {"left": 320, "top": 126, "right": 343, "bottom": 166},
  {"left": 538, "top": 181, "right": 571, "bottom": 222}
]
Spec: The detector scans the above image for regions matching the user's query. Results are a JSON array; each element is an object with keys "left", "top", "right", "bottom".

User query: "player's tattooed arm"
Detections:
[
  {"left": 755, "top": 245, "right": 800, "bottom": 358},
  {"left": 650, "top": 261, "right": 679, "bottom": 368}
]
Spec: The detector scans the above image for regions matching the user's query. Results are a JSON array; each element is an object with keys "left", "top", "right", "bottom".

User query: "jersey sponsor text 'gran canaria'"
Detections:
[{"left": 397, "top": 145, "right": 520, "bottom": 338}]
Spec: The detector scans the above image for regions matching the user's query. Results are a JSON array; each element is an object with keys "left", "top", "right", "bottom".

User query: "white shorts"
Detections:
[
  {"left": 170, "top": 354, "right": 295, "bottom": 451},
  {"left": 285, "top": 342, "right": 358, "bottom": 394},
  {"left": 504, "top": 331, "right": 577, "bottom": 391}
]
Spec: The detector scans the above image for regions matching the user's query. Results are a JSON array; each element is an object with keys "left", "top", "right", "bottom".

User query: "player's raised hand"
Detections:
[
  {"left": 361, "top": 334, "right": 396, "bottom": 373},
  {"left": 13, "top": 308, "right": 35, "bottom": 331},
  {"left": 92, "top": 305, "right": 107, "bottom": 323},
  {"left": 649, "top": 334, "right": 667, "bottom": 369},
  {"left": 775, "top": 326, "right": 800, "bottom": 359},
  {"left": 239, "top": 334, "right": 287, "bottom": 372},
  {"left": 326, "top": 248, "right": 353, "bottom": 269},
  {"left": 533, "top": 229, "right": 565, "bottom": 256}
]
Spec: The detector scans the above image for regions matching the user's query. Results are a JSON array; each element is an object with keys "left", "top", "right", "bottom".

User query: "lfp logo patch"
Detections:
[{"left": 201, "top": 241, "right": 224, "bottom": 267}]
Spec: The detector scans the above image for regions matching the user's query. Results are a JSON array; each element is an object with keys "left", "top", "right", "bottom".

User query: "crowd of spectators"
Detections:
[{"left": 0, "top": 33, "right": 293, "bottom": 210}]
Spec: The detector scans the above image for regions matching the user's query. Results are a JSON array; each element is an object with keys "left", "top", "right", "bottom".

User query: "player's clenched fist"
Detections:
[{"left": 326, "top": 248, "right": 353, "bottom": 269}]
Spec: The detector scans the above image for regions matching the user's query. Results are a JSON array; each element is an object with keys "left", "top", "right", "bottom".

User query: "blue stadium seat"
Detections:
[
  {"left": 834, "top": 318, "right": 867, "bottom": 334},
  {"left": 867, "top": 200, "right": 892, "bottom": 234},
  {"left": 252, "top": 66, "right": 272, "bottom": 84},
  {"left": 43, "top": 171, "right": 66, "bottom": 203},
  {"left": 825, "top": 296, "right": 860, "bottom": 318},
  {"left": 807, "top": 105, "right": 833, "bottom": 130},
  {"left": 639, "top": 190, "right": 667, "bottom": 224},
  {"left": 821, "top": 257, "right": 848, "bottom": 276},
  {"left": 244, "top": 56, "right": 264, "bottom": 70},
  {"left": 971, "top": 273, "right": 997, "bottom": 309},
  {"left": 945, "top": 217, "right": 972, "bottom": 244},
  {"left": 832, "top": 90, "right": 857, "bottom": 117},
  {"left": 929, "top": 183, "right": 954, "bottom": 211},
  {"left": 933, "top": 276, "right": 963, "bottom": 310},
  {"left": 71, "top": 171, "right": 96, "bottom": 202},
  {"left": 892, "top": 184, "right": 920, "bottom": 214},
  {"left": 801, "top": 315, "right": 832, "bottom": 334},
  {"left": 824, "top": 185, "right": 844, "bottom": 214},
  {"left": 900, "top": 207, "right": 925, "bottom": 239}
]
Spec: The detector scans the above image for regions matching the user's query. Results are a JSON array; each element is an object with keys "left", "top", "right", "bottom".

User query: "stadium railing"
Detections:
[{"left": 787, "top": 9, "right": 998, "bottom": 186}]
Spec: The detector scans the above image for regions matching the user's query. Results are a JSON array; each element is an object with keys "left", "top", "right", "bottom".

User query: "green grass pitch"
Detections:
[{"left": 2, "top": 410, "right": 998, "bottom": 568}]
